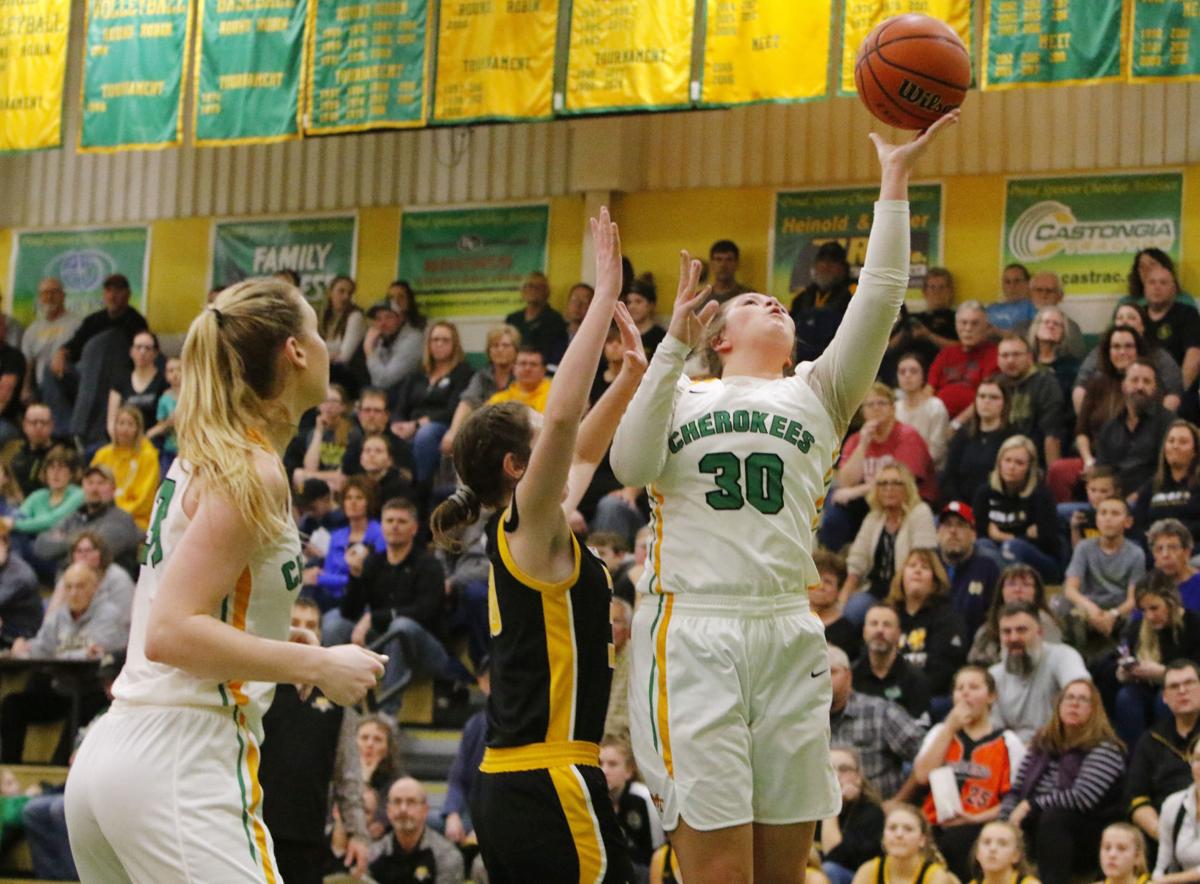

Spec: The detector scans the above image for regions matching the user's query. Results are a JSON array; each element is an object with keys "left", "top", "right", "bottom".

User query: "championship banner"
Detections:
[
  {"left": 211, "top": 215, "right": 358, "bottom": 304},
  {"left": 0, "top": 0, "right": 69, "bottom": 152},
  {"left": 397, "top": 204, "right": 549, "bottom": 317},
  {"left": 10, "top": 227, "right": 150, "bottom": 324},
  {"left": 981, "top": 0, "right": 1124, "bottom": 90},
  {"left": 699, "top": 0, "right": 831, "bottom": 107},
  {"left": 1130, "top": 0, "right": 1200, "bottom": 82},
  {"left": 194, "top": 0, "right": 307, "bottom": 146},
  {"left": 1002, "top": 173, "right": 1182, "bottom": 296},
  {"left": 562, "top": 0, "right": 694, "bottom": 115},
  {"left": 306, "top": 0, "right": 429, "bottom": 134},
  {"left": 81, "top": 0, "right": 193, "bottom": 152},
  {"left": 432, "top": 0, "right": 556, "bottom": 123},
  {"left": 770, "top": 185, "right": 943, "bottom": 300},
  {"left": 839, "top": 0, "right": 973, "bottom": 96}
]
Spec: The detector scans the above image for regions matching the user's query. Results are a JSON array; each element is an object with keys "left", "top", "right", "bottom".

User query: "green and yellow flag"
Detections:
[
  {"left": 982, "top": 0, "right": 1125, "bottom": 89},
  {"left": 1129, "top": 0, "right": 1200, "bottom": 83}
]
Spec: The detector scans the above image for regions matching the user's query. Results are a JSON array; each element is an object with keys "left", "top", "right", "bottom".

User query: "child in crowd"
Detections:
[
  {"left": 852, "top": 804, "right": 955, "bottom": 884},
  {"left": 148, "top": 356, "right": 180, "bottom": 475},
  {"left": 969, "top": 821, "right": 1039, "bottom": 884},
  {"left": 599, "top": 735, "right": 664, "bottom": 872},
  {"left": 1095, "top": 822, "right": 1149, "bottom": 884},
  {"left": 89, "top": 405, "right": 160, "bottom": 531},
  {"left": 1058, "top": 497, "right": 1145, "bottom": 649},
  {"left": 1069, "top": 466, "right": 1120, "bottom": 551},
  {"left": 588, "top": 531, "right": 634, "bottom": 583}
]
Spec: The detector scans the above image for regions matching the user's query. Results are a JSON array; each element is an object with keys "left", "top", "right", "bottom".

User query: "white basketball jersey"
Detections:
[
  {"left": 112, "top": 459, "right": 304, "bottom": 741},
  {"left": 638, "top": 372, "right": 839, "bottom": 599}
]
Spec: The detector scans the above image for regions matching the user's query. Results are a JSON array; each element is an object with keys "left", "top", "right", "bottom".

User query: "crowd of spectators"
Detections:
[{"left": 0, "top": 241, "right": 1198, "bottom": 883}]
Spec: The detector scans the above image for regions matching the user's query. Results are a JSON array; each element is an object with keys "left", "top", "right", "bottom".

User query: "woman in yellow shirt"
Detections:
[{"left": 91, "top": 405, "right": 160, "bottom": 530}]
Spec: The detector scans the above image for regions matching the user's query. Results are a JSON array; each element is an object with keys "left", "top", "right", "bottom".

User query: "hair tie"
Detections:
[
  {"left": 448, "top": 485, "right": 477, "bottom": 510},
  {"left": 209, "top": 306, "right": 224, "bottom": 327}
]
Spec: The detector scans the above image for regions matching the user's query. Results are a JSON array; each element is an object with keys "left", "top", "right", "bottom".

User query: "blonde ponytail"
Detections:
[{"left": 176, "top": 279, "right": 305, "bottom": 542}]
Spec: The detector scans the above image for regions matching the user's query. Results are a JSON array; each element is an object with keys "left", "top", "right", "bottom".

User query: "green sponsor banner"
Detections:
[
  {"left": 770, "top": 185, "right": 942, "bottom": 301},
  {"left": 194, "top": 0, "right": 306, "bottom": 146},
  {"left": 81, "top": 0, "right": 192, "bottom": 151},
  {"left": 982, "top": 0, "right": 1123, "bottom": 89},
  {"left": 306, "top": 0, "right": 429, "bottom": 134},
  {"left": 1003, "top": 173, "right": 1182, "bottom": 296},
  {"left": 398, "top": 205, "right": 549, "bottom": 317},
  {"left": 211, "top": 215, "right": 358, "bottom": 304},
  {"left": 1131, "top": 0, "right": 1200, "bottom": 82},
  {"left": 10, "top": 227, "right": 149, "bottom": 324}
]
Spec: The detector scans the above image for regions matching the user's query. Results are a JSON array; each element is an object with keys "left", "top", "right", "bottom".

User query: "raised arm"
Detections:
[
  {"left": 611, "top": 252, "right": 718, "bottom": 487},
  {"left": 806, "top": 112, "right": 959, "bottom": 434}
]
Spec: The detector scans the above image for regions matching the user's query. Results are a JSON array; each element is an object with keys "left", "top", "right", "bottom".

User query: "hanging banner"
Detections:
[
  {"left": 562, "top": 0, "right": 694, "bottom": 115},
  {"left": 305, "top": 0, "right": 429, "bottom": 134},
  {"left": 1130, "top": 1, "right": 1200, "bottom": 83},
  {"left": 194, "top": 0, "right": 307, "bottom": 146},
  {"left": 10, "top": 227, "right": 150, "bottom": 324},
  {"left": 397, "top": 204, "right": 549, "bottom": 317},
  {"left": 981, "top": 0, "right": 1124, "bottom": 90},
  {"left": 432, "top": 0, "right": 557, "bottom": 124},
  {"left": 700, "top": 0, "right": 831, "bottom": 107},
  {"left": 839, "top": 0, "right": 973, "bottom": 96},
  {"left": 0, "top": 0, "right": 69, "bottom": 152},
  {"left": 81, "top": 0, "right": 193, "bottom": 152},
  {"left": 211, "top": 215, "right": 358, "bottom": 304},
  {"left": 770, "top": 185, "right": 943, "bottom": 301},
  {"left": 1002, "top": 173, "right": 1183, "bottom": 296}
]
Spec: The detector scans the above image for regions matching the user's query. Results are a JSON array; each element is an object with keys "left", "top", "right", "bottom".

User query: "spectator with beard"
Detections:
[
  {"left": 7, "top": 402, "right": 61, "bottom": 496},
  {"left": 936, "top": 502, "right": 1000, "bottom": 638},
  {"left": 853, "top": 603, "right": 933, "bottom": 722},
  {"left": 1094, "top": 359, "right": 1173, "bottom": 499},
  {"left": 791, "top": 241, "right": 854, "bottom": 364},
  {"left": 368, "top": 778, "right": 464, "bottom": 884},
  {"left": 989, "top": 602, "right": 1090, "bottom": 744},
  {"left": 969, "top": 565, "right": 1063, "bottom": 667}
]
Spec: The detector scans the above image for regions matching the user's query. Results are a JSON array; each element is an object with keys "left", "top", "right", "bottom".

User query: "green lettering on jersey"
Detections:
[
  {"left": 138, "top": 478, "right": 178, "bottom": 567},
  {"left": 784, "top": 420, "right": 803, "bottom": 445},
  {"left": 732, "top": 410, "right": 750, "bottom": 432},
  {"left": 668, "top": 430, "right": 684, "bottom": 454},
  {"left": 680, "top": 420, "right": 700, "bottom": 445},
  {"left": 697, "top": 414, "right": 715, "bottom": 437},
  {"left": 749, "top": 411, "right": 769, "bottom": 434},
  {"left": 713, "top": 410, "right": 733, "bottom": 434},
  {"left": 768, "top": 415, "right": 787, "bottom": 439},
  {"left": 281, "top": 555, "right": 303, "bottom": 592}
]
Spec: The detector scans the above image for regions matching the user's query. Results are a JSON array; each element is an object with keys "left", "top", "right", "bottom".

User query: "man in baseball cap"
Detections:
[{"left": 937, "top": 501, "right": 1001, "bottom": 637}]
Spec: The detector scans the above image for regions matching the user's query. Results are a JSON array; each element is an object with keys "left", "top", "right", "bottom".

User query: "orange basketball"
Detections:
[{"left": 854, "top": 13, "right": 970, "bottom": 130}]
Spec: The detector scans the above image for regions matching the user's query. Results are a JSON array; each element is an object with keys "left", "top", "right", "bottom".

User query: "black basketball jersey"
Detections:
[{"left": 484, "top": 502, "right": 615, "bottom": 750}]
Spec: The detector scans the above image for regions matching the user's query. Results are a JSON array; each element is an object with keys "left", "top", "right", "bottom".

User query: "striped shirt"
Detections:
[{"left": 1000, "top": 741, "right": 1125, "bottom": 816}]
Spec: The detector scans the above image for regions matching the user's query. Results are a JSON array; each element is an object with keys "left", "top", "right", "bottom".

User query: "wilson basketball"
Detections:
[{"left": 854, "top": 14, "right": 970, "bottom": 130}]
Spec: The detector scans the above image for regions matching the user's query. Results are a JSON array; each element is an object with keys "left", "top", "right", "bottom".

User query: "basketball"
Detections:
[{"left": 854, "top": 13, "right": 971, "bottom": 130}]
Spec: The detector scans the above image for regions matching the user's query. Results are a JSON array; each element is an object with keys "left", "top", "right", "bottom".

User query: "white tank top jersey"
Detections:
[
  {"left": 610, "top": 200, "right": 912, "bottom": 600},
  {"left": 112, "top": 458, "right": 304, "bottom": 741}
]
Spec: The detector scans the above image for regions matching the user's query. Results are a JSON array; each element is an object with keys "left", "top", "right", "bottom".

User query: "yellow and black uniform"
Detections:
[
  {"left": 471, "top": 501, "right": 634, "bottom": 884},
  {"left": 865, "top": 857, "right": 947, "bottom": 884},
  {"left": 968, "top": 875, "right": 1038, "bottom": 884}
]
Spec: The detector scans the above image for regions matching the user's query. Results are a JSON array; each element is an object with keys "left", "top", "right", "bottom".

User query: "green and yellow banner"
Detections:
[
  {"left": 700, "top": 0, "right": 831, "bottom": 107},
  {"left": 839, "top": 0, "right": 973, "bottom": 96},
  {"left": 0, "top": 0, "right": 70, "bottom": 152},
  {"left": 305, "top": 0, "right": 428, "bottom": 134},
  {"left": 563, "top": 0, "right": 694, "bottom": 114},
  {"left": 1130, "top": 0, "right": 1200, "bottom": 82},
  {"left": 212, "top": 214, "right": 358, "bottom": 304},
  {"left": 81, "top": 0, "right": 193, "bottom": 152},
  {"left": 433, "top": 0, "right": 556, "bottom": 123},
  {"left": 982, "top": 0, "right": 1125, "bottom": 90},
  {"left": 194, "top": 0, "right": 307, "bottom": 146}
]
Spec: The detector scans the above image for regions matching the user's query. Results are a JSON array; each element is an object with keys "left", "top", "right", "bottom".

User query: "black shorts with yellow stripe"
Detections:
[{"left": 471, "top": 762, "right": 634, "bottom": 884}]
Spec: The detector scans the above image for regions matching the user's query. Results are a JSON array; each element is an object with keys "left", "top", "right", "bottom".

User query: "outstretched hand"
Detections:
[
  {"left": 869, "top": 109, "right": 960, "bottom": 171},
  {"left": 667, "top": 250, "right": 721, "bottom": 350},
  {"left": 590, "top": 206, "right": 622, "bottom": 303},
  {"left": 613, "top": 302, "right": 648, "bottom": 378}
]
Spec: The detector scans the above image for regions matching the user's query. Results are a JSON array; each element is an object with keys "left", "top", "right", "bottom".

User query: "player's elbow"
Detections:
[{"left": 143, "top": 612, "right": 183, "bottom": 666}]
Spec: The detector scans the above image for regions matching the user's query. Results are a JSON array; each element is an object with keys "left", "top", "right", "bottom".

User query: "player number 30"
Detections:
[{"left": 698, "top": 451, "right": 784, "bottom": 515}]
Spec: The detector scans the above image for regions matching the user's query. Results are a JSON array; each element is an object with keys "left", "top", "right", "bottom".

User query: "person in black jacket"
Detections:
[
  {"left": 940, "top": 379, "right": 1012, "bottom": 510},
  {"left": 820, "top": 746, "right": 886, "bottom": 884},
  {"left": 973, "top": 435, "right": 1061, "bottom": 581},
  {"left": 321, "top": 498, "right": 449, "bottom": 714}
]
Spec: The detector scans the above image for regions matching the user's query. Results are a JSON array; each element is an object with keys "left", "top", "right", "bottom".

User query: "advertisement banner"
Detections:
[
  {"left": 194, "top": 0, "right": 307, "bottom": 146},
  {"left": 1130, "top": 0, "right": 1200, "bottom": 83},
  {"left": 10, "top": 227, "right": 150, "bottom": 324},
  {"left": 0, "top": 0, "right": 69, "bottom": 152},
  {"left": 305, "top": 0, "right": 429, "bottom": 134},
  {"left": 397, "top": 204, "right": 549, "bottom": 317},
  {"left": 562, "top": 0, "right": 694, "bottom": 114},
  {"left": 770, "top": 185, "right": 943, "bottom": 301},
  {"left": 981, "top": 0, "right": 1124, "bottom": 90},
  {"left": 1002, "top": 173, "right": 1183, "bottom": 296},
  {"left": 839, "top": 0, "right": 973, "bottom": 96},
  {"left": 432, "top": 0, "right": 557, "bottom": 124},
  {"left": 211, "top": 215, "right": 358, "bottom": 304},
  {"left": 700, "top": 0, "right": 831, "bottom": 107},
  {"left": 81, "top": 0, "right": 193, "bottom": 151}
]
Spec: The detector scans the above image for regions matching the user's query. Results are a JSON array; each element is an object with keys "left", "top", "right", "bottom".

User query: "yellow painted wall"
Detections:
[
  {"left": 146, "top": 218, "right": 210, "bottom": 332},
  {"left": 0, "top": 228, "right": 10, "bottom": 306}
]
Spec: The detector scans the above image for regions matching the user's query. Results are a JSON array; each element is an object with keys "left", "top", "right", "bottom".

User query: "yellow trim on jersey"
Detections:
[
  {"left": 496, "top": 508, "right": 582, "bottom": 593},
  {"left": 487, "top": 569, "right": 502, "bottom": 637},
  {"left": 548, "top": 764, "right": 607, "bottom": 884},
  {"left": 543, "top": 587, "right": 578, "bottom": 742},
  {"left": 480, "top": 740, "right": 601, "bottom": 773},
  {"left": 225, "top": 567, "right": 253, "bottom": 706},
  {"left": 243, "top": 723, "right": 277, "bottom": 884},
  {"left": 655, "top": 593, "right": 675, "bottom": 776},
  {"left": 649, "top": 485, "right": 665, "bottom": 595}
]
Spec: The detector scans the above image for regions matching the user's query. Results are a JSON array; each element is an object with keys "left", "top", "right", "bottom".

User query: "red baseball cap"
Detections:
[{"left": 939, "top": 501, "right": 975, "bottom": 527}]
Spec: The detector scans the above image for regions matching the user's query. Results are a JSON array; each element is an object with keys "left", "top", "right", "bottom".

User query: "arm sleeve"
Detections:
[
  {"left": 884, "top": 700, "right": 928, "bottom": 761},
  {"left": 337, "top": 312, "right": 366, "bottom": 364},
  {"left": 118, "top": 449, "right": 160, "bottom": 525},
  {"left": 27, "top": 611, "right": 61, "bottom": 657},
  {"left": 804, "top": 201, "right": 910, "bottom": 436},
  {"left": 380, "top": 555, "right": 445, "bottom": 633},
  {"left": 333, "top": 707, "right": 368, "bottom": 839},
  {"left": 339, "top": 564, "right": 370, "bottom": 621},
  {"left": 14, "top": 486, "right": 83, "bottom": 534},
  {"left": 1125, "top": 737, "right": 1155, "bottom": 815},
  {"left": 610, "top": 334, "right": 690, "bottom": 488},
  {"left": 316, "top": 534, "right": 350, "bottom": 593},
  {"left": 1155, "top": 792, "right": 1182, "bottom": 878},
  {"left": 1157, "top": 350, "right": 1185, "bottom": 397},
  {"left": 443, "top": 712, "right": 486, "bottom": 817},
  {"left": 1000, "top": 750, "right": 1035, "bottom": 818},
  {"left": 845, "top": 513, "right": 876, "bottom": 577},
  {"left": 1036, "top": 375, "right": 1067, "bottom": 439},
  {"left": 1029, "top": 744, "right": 1125, "bottom": 812},
  {"left": 908, "top": 503, "right": 938, "bottom": 549},
  {"left": 926, "top": 400, "right": 950, "bottom": 467},
  {"left": 1032, "top": 487, "right": 1060, "bottom": 557}
]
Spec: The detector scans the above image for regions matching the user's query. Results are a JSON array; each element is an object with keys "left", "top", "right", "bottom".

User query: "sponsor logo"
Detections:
[{"left": 1008, "top": 200, "right": 1175, "bottom": 262}]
